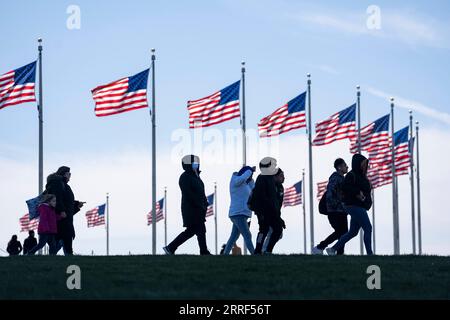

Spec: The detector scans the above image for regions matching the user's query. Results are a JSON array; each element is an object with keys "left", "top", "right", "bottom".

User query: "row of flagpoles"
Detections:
[{"left": 4, "top": 39, "right": 423, "bottom": 255}]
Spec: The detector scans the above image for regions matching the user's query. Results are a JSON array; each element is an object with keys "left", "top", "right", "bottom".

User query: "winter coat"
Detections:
[
  {"left": 7, "top": 240, "right": 22, "bottom": 256},
  {"left": 229, "top": 170, "right": 255, "bottom": 218},
  {"left": 37, "top": 203, "right": 58, "bottom": 234},
  {"left": 23, "top": 236, "right": 37, "bottom": 255},
  {"left": 252, "top": 174, "right": 280, "bottom": 222},
  {"left": 179, "top": 163, "right": 208, "bottom": 227},
  {"left": 326, "top": 172, "right": 346, "bottom": 213},
  {"left": 343, "top": 154, "right": 373, "bottom": 210},
  {"left": 45, "top": 173, "right": 80, "bottom": 238}
]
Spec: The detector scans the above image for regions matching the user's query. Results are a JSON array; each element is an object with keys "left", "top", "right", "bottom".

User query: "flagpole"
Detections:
[
  {"left": 151, "top": 48, "right": 157, "bottom": 255},
  {"left": 214, "top": 182, "right": 218, "bottom": 255},
  {"left": 415, "top": 121, "right": 422, "bottom": 255},
  {"left": 356, "top": 85, "right": 364, "bottom": 255},
  {"left": 372, "top": 189, "right": 376, "bottom": 254},
  {"left": 241, "top": 61, "right": 248, "bottom": 255},
  {"left": 302, "top": 169, "right": 307, "bottom": 254},
  {"left": 37, "top": 38, "right": 44, "bottom": 255},
  {"left": 307, "top": 73, "right": 314, "bottom": 253},
  {"left": 164, "top": 187, "right": 167, "bottom": 247},
  {"left": 106, "top": 192, "right": 110, "bottom": 256},
  {"left": 391, "top": 97, "right": 399, "bottom": 255},
  {"left": 409, "top": 111, "right": 416, "bottom": 254}
]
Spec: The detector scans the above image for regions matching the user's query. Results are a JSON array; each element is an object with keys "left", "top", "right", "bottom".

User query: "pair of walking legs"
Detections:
[
  {"left": 28, "top": 234, "right": 57, "bottom": 255},
  {"left": 167, "top": 222, "right": 209, "bottom": 254},
  {"left": 316, "top": 213, "right": 348, "bottom": 255},
  {"left": 254, "top": 214, "right": 283, "bottom": 254},
  {"left": 332, "top": 206, "right": 373, "bottom": 255},
  {"left": 224, "top": 215, "right": 254, "bottom": 254}
]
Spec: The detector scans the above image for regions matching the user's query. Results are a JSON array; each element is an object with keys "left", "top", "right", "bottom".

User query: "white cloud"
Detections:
[
  {"left": 366, "top": 86, "right": 450, "bottom": 125},
  {"left": 294, "top": 10, "right": 449, "bottom": 49},
  {"left": 1, "top": 128, "right": 449, "bottom": 256}
]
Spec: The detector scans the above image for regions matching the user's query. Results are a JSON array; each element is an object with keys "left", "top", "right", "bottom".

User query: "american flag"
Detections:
[
  {"left": 368, "top": 126, "right": 412, "bottom": 189},
  {"left": 317, "top": 181, "right": 328, "bottom": 200},
  {"left": 283, "top": 181, "right": 302, "bottom": 207},
  {"left": 20, "top": 213, "right": 39, "bottom": 232},
  {"left": 350, "top": 114, "right": 390, "bottom": 154},
  {"left": 91, "top": 69, "right": 149, "bottom": 117},
  {"left": 0, "top": 61, "right": 36, "bottom": 110},
  {"left": 206, "top": 193, "right": 214, "bottom": 217},
  {"left": 313, "top": 104, "right": 356, "bottom": 146},
  {"left": 86, "top": 204, "right": 106, "bottom": 228},
  {"left": 258, "top": 92, "right": 307, "bottom": 137},
  {"left": 187, "top": 81, "right": 240, "bottom": 128},
  {"left": 147, "top": 198, "right": 164, "bottom": 225}
]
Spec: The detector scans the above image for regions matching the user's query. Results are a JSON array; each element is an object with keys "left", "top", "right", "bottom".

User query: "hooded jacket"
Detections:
[
  {"left": 342, "top": 154, "right": 372, "bottom": 210},
  {"left": 252, "top": 174, "right": 280, "bottom": 221},
  {"left": 179, "top": 158, "right": 208, "bottom": 227},
  {"left": 37, "top": 203, "right": 58, "bottom": 234},
  {"left": 228, "top": 169, "right": 255, "bottom": 218}
]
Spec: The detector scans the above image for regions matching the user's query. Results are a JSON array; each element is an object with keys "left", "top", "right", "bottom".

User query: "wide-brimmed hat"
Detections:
[{"left": 259, "top": 157, "right": 278, "bottom": 175}]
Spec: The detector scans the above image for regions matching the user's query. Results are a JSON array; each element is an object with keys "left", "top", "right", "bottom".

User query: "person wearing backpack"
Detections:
[
  {"left": 327, "top": 154, "right": 373, "bottom": 256},
  {"left": 312, "top": 158, "right": 348, "bottom": 255},
  {"left": 222, "top": 166, "right": 256, "bottom": 255}
]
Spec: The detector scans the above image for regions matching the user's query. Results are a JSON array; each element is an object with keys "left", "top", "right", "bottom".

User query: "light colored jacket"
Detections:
[{"left": 228, "top": 170, "right": 255, "bottom": 218}]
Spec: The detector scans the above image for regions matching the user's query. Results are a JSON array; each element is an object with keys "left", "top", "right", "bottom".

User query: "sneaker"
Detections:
[
  {"left": 326, "top": 248, "right": 337, "bottom": 256},
  {"left": 163, "top": 246, "right": 174, "bottom": 255},
  {"left": 311, "top": 246, "right": 323, "bottom": 255},
  {"left": 200, "top": 251, "right": 212, "bottom": 255}
]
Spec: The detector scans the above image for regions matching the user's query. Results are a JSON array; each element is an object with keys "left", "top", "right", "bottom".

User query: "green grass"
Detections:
[{"left": 0, "top": 255, "right": 448, "bottom": 299}]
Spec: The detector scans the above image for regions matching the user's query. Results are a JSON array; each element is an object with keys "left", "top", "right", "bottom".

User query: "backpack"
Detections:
[{"left": 318, "top": 191, "right": 328, "bottom": 215}]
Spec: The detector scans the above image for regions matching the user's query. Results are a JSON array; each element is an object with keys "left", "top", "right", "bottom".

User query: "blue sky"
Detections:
[{"left": 1, "top": 1, "right": 449, "bottom": 255}]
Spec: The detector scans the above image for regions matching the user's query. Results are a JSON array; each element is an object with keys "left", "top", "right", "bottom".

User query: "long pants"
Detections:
[
  {"left": 224, "top": 215, "right": 254, "bottom": 254},
  {"left": 254, "top": 214, "right": 283, "bottom": 254},
  {"left": 28, "top": 234, "right": 57, "bottom": 255},
  {"left": 262, "top": 228, "right": 283, "bottom": 253},
  {"left": 55, "top": 234, "right": 74, "bottom": 256},
  {"left": 167, "top": 223, "right": 209, "bottom": 254},
  {"left": 317, "top": 213, "right": 348, "bottom": 255},
  {"left": 332, "top": 206, "right": 373, "bottom": 255}
]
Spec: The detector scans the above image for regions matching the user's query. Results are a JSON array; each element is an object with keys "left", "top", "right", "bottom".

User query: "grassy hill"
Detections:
[{"left": 0, "top": 255, "right": 448, "bottom": 299}]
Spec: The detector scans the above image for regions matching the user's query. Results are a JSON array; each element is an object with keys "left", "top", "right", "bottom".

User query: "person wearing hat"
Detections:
[
  {"left": 163, "top": 155, "right": 211, "bottom": 255},
  {"left": 45, "top": 166, "right": 84, "bottom": 255},
  {"left": 222, "top": 165, "right": 256, "bottom": 255},
  {"left": 251, "top": 157, "right": 282, "bottom": 254}
]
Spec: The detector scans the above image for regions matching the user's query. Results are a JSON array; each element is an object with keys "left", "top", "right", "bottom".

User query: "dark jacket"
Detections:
[
  {"left": 45, "top": 173, "right": 80, "bottom": 238},
  {"left": 179, "top": 163, "right": 208, "bottom": 227},
  {"left": 275, "top": 183, "right": 284, "bottom": 212},
  {"left": 326, "top": 172, "right": 346, "bottom": 213},
  {"left": 343, "top": 154, "right": 372, "bottom": 210},
  {"left": 23, "top": 236, "right": 37, "bottom": 255},
  {"left": 7, "top": 240, "right": 22, "bottom": 256},
  {"left": 252, "top": 174, "right": 280, "bottom": 221}
]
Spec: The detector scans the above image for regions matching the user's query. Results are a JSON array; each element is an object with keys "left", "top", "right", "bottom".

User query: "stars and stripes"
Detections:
[
  {"left": 0, "top": 61, "right": 36, "bottom": 110},
  {"left": 283, "top": 181, "right": 302, "bottom": 207},
  {"left": 92, "top": 69, "right": 149, "bottom": 117},
  {"left": 20, "top": 213, "right": 39, "bottom": 232},
  {"left": 350, "top": 114, "right": 390, "bottom": 154},
  {"left": 147, "top": 198, "right": 164, "bottom": 225},
  {"left": 187, "top": 81, "right": 240, "bottom": 128},
  {"left": 258, "top": 92, "right": 307, "bottom": 137},
  {"left": 368, "top": 126, "right": 412, "bottom": 189},
  {"left": 86, "top": 204, "right": 106, "bottom": 228},
  {"left": 317, "top": 181, "right": 328, "bottom": 200},
  {"left": 206, "top": 193, "right": 214, "bottom": 217},
  {"left": 313, "top": 104, "right": 356, "bottom": 146}
]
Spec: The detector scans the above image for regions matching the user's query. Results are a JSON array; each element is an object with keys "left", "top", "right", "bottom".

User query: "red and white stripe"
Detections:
[
  {"left": 206, "top": 204, "right": 214, "bottom": 217},
  {"left": 0, "top": 70, "right": 36, "bottom": 110},
  {"left": 258, "top": 105, "right": 306, "bottom": 137},
  {"left": 147, "top": 203, "right": 164, "bottom": 225},
  {"left": 20, "top": 213, "right": 39, "bottom": 232},
  {"left": 92, "top": 78, "right": 148, "bottom": 117},
  {"left": 317, "top": 181, "right": 328, "bottom": 200},
  {"left": 86, "top": 207, "right": 105, "bottom": 228},
  {"left": 313, "top": 112, "right": 356, "bottom": 146},
  {"left": 188, "top": 91, "right": 240, "bottom": 128},
  {"left": 283, "top": 186, "right": 302, "bottom": 207},
  {"left": 350, "top": 122, "right": 390, "bottom": 154}
]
